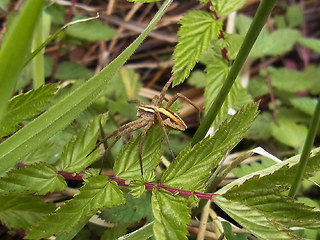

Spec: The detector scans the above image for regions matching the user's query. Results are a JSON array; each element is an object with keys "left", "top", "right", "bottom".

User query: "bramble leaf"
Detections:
[
  {"left": 0, "top": 194, "right": 55, "bottom": 230},
  {"left": 298, "top": 37, "right": 320, "bottom": 54},
  {"left": 161, "top": 103, "right": 259, "bottom": 191},
  {"left": 152, "top": 189, "right": 190, "bottom": 240},
  {"left": 114, "top": 126, "right": 164, "bottom": 179},
  {"left": 0, "top": 163, "right": 66, "bottom": 195},
  {"left": 212, "top": 0, "right": 246, "bottom": 17},
  {"left": 173, "top": 10, "right": 223, "bottom": 85},
  {"left": 26, "top": 175, "right": 125, "bottom": 239},
  {"left": 289, "top": 97, "right": 317, "bottom": 116},
  {"left": 214, "top": 151, "right": 320, "bottom": 239},
  {"left": 58, "top": 113, "right": 108, "bottom": 173},
  {"left": 0, "top": 84, "right": 57, "bottom": 138}
]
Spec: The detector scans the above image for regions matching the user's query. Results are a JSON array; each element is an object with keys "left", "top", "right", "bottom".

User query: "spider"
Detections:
[{"left": 94, "top": 75, "right": 200, "bottom": 175}]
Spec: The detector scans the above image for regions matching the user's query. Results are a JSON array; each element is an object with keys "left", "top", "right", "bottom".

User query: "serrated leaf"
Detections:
[
  {"left": 101, "top": 192, "right": 153, "bottom": 224},
  {"left": 298, "top": 37, "right": 320, "bottom": 54},
  {"left": 271, "top": 119, "right": 307, "bottom": 149},
  {"left": 0, "top": 163, "right": 66, "bottom": 195},
  {"left": 0, "top": 194, "right": 55, "bottom": 230},
  {"left": 213, "top": 0, "right": 246, "bottom": 17},
  {"left": 26, "top": 175, "right": 125, "bottom": 239},
  {"left": 0, "top": 84, "right": 57, "bottom": 138},
  {"left": 59, "top": 114, "right": 108, "bottom": 173},
  {"left": 214, "top": 195, "right": 299, "bottom": 240},
  {"left": 161, "top": 103, "right": 259, "bottom": 191},
  {"left": 214, "top": 153, "right": 320, "bottom": 237},
  {"left": 114, "top": 126, "right": 164, "bottom": 179},
  {"left": 65, "top": 15, "right": 116, "bottom": 42},
  {"left": 56, "top": 61, "right": 93, "bottom": 81},
  {"left": 152, "top": 189, "right": 190, "bottom": 240},
  {"left": 290, "top": 97, "right": 317, "bottom": 116},
  {"left": 173, "top": 10, "right": 223, "bottom": 85}
]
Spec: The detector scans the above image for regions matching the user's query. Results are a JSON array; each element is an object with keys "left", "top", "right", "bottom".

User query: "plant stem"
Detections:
[
  {"left": 192, "top": 0, "right": 277, "bottom": 145},
  {"left": 289, "top": 95, "right": 320, "bottom": 197}
]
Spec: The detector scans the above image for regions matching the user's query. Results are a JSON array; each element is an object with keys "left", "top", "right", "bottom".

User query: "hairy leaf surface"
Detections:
[
  {"left": 27, "top": 175, "right": 125, "bottom": 239},
  {"left": 152, "top": 189, "right": 190, "bottom": 240},
  {"left": 59, "top": 114, "right": 108, "bottom": 172},
  {"left": 0, "top": 84, "right": 57, "bottom": 138},
  {"left": 0, "top": 163, "right": 66, "bottom": 195},
  {"left": 213, "top": 0, "right": 246, "bottom": 17},
  {"left": 0, "top": 195, "right": 55, "bottom": 230},
  {"left": 173, "top": 10, "right": 222, "bottom": 85},
  {"left": 114, "top": 126, "right": 164, "bottom": 179},
  {"left": 161, "top": 103, "right": 259, "bottom": 191}
]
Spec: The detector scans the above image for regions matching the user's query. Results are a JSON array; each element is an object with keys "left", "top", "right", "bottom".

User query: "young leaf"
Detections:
[
  {"left": 59, "top": 113, "right": 108, "bottom": 173},
  {"left": 161, "top": 103, "right": 259, "bottom": 191},
  {"left": 213, "top": 0, "right": 246, "bottom": 17},
  {"left": 0, "top": 84, "right": 57, "bottom": 138},
  {"left": 0, "top": 194, "right": 55, "bottom": 230},
  {"left": 152, "top": 189, "right": 190, "bottom": 240},
  {"left": 173, "top": 10, "right": 223, "bottom": 85},
  {"left": 114, "top": 126, "right": 164, "bottom": 179},
  {"left": 26, "top": 175, "right": 126, "bottom": 240},
  {"left": 0, "top": 163, "right": 66, "bottom": 195}
]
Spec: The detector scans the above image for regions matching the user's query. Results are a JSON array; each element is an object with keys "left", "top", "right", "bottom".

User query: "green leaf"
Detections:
[
  {"left": 101, "top": 225, "right": 127, "bottom": 240},
  {"left": 271, "top": 119, "right": 307, "bottom": 149},
  {"left": 251, "top": 29, "right": 301, "bottom": 58},
  {"left": 246, "top": 112, "right": 273, "bottom": 140},
  {"left": 100, "top": 192, "right": 153, "bottom": 224},
  {"left": 56, "top": 61, "right": 93, "bottom": 81},
  {"left": 152, "top": 189, "right": 190, "bottom": 240},
  {"left": 213, "top": 0, "right": 246, "bottom": 17},
  {"left": 0, "top": 0, "right": 173, "bottom": 175},
  {"left": 114, "top": 126, "right": 164, "bottom": 179},
  {"left": 214, "top": 152, "right": 320, "bottom": 238},
  {"left": 232, "top": 157, "right": 276, "bottom": 178},
  {"left": 286, "top": 4, "right": 303, "bottom": 27},
  {"left": 214, "top": 195, "right": 299, "bottom": 240},
  {"left": 187, "top": 70, "right": 206, "bottom": 88},
  {"left": 221, "top": 221, "right": 248, "bottom": 240},
  {"left": 117, "top": 222, "right": 154, "bottom": 240},
  {"left": 298, "top": 37, "right": 320, "bottom": 54},
  {"left": 0, "top": 0, "right": 44, "bottom": 122},
  {"left": 173, "top": 10, "right": 223, "bottom": 85},
  {"left": 268, "top": 67, "right": 315, "bottom": 93},
  {"left": 204, "top": 60, "right": 250, "bottom": 126},
  {"left": 0, "top": 84, "right": 57, "bottom": 138},
  {"left": 26, "top": 175, "right": 126, "bottom": 239},
  {"left": 65, "top": 15, "right": 116, "bottom": 41},
  {"left": 59, "top": 114, "right": 108, "bottom": 173},
  {"left": 247, "top": 76, "right": 269, "bottom": 98},
  {"left": 0, "top": 163, "right": 66, "bottom": 195},
  {"left": 161, "top": 103, "right": 259, "bottom": 191},
  {"left": 0, "top": 194, "right": 55, "bottom": 230},
  {"left": 289, "top": 97, "right": 317, "bottom": 116}
]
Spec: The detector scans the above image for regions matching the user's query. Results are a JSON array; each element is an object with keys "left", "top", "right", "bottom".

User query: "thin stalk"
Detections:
[
  {"left": 192, "top": 0, "right": 277, "bottom": 145},
  {"left": 289, "top": 95, "right": 320, "bottom": 197}
]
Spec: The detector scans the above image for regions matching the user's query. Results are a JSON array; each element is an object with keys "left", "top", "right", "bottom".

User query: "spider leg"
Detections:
[
  {"left": 166, "top": 93, "right": 201, "bottom": 121},
  {"left": 154, "top": 111, "right": 176, "bottom": 161},
  {"left": 138, "top": 122, "right": 153, "bottom": 176},
  {"left": 152, "top": 74, "right": 175, "bottom": 106}
]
